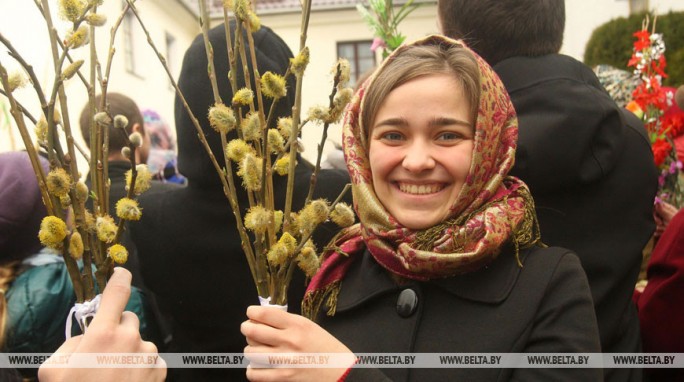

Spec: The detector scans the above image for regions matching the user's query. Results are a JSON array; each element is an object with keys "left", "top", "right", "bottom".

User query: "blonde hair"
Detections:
[
  {"left": 361, "top": 43, "right": 481, "bottom": 139},
  {"left": 0, "top": 262, "right": 19, "bottom": 348}
]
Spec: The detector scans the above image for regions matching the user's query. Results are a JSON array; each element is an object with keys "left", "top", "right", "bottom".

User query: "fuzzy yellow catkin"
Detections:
[
  {"left": 267, "top": 129, "right": 285, "bottom": 154},
  {"left": 129, "top": 132, "right": 143, "bottom": 147},
  {"left": 298, "top": 199, "right": 329, "bottom": 234},
  {"left": 116, "top": 198, "right": 142, "bottom": 221},
  {"left": 7, "top": 71, "right": 27, "bottom": 92},
  {"left": 261, "top": 72, "right": 287, "bottom": 99},
  {"left": 114, "top": 115, "right": 129, "bottom": 130},
  {"left": 61, "top": 60, "right": 84, "bottom": 80},
  {"left": 273, "top": 210, "right": 284, "bottom": 232},
  {"left": 66, "top": 25, "right": 89, "bottom": 48},
  {"left": 307, "top": 105, "right": 329, "bottom": 123},
  {"left": 75, "top": 181, "right": 89, "bottom": 201},
  {"left": 53, "top": 109, "right": 62, "bottom": 125},
  {"left": 277, "top": 117, "right": 293, "bottom": 139},
  {"left": 208, "top": 103, "right": 236, "bottom": 134},
  {"left": 297, "top": 247, "right": 320, "bottom": 278},
  {"left": 267, "top": 243, "right": 289, "bottom": 267},
  {"left": 94, "top": 111, "right": 111, "bottom": 125},
  {"left": 96, "top": 215, "right": 117, "bottom": 243},
  {"left": 35, "top": 116, "right": 48, "bottom": 144},
  {"left": 328, "top": 87, "right": 354, "bottom": 123},
  {"left": 121, "top": 146, "right": 131, "bottom": 159},
  {"left": 330, "top": 202, "right": 355, "bottom": 227},
  {"left": 68, "top": 231, "right": 84, "bottom": 260},
  {"left": 247, "top": 11, "right": 261, "bottom": 31},
  {"left": 59, "top": 194, "right": 71, "bottom": 207},
  {"left": 237, "top": 153, "right": 262, "bottom": 191},
  {"left": 85, "top": 13, "right": 107, "bottom": 27},
  {"left": 278, "top": 232, "right": 297, "bottom": 254},
  {"left": 108, "top": 244, "right": 128, "bottom": 265},
  {"left": 241, "top": 113, "right": 261, "bottom": 142},
  {"left": 46, "top": 168, "right": 72, "bottom": 198},
  {"left": 336, "top": 59, "right": 351, "bottom": 88},
  {"left": 286, "top": 212, "right": 300, "bottom": 236},
  {"left": 84, "top": 211, "right": 96, "bottom": 233},
  {"left": 273, "top": 156, "right": 290, "bottom": 176},
  {"left": 290, "top": 47, "right": 310, "bottom": 77},
  {"left": 230, "top": 0, "right": 250, "bottom": 20},
  {"left": 225, "top": 139, "right": 255, "bottom": 162},
  {"left": 38, "top": 216, "right": 68, "bottom": 248},
  {"left": 125, "top": 164, "right": 152, "bottom": 195},
  {"left": 233, "top": 88, "right": 254, "bottom": 106},
  {"left": 58, "top": 0, "right": 86, "bottom": 23},
  {"left": 244, "top": 205, "right": 271, "bottom": 233}
]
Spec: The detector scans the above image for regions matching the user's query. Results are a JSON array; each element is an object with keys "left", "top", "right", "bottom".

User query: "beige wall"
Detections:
[
  {"left": 3, "top": 0, "right": 684, "bottom": 167},
  {"left": 0, "top": 0, "right": 197, "bottom": 175}
]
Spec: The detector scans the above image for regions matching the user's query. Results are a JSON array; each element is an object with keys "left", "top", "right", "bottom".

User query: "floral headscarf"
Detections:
[{"left": 303, "top": 35, "right": 540, "bottom": 318}]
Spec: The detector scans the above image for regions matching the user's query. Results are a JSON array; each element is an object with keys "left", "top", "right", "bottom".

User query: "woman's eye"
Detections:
[
  {"left": 381, "top": 132, "right": 404, "bottom": 141},
  {"left": 436, "top": 132, "right": 462, "bottom": 141}
]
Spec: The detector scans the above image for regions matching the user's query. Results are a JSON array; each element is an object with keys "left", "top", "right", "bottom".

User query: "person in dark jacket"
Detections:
[
  {"left": 129, "top": 22, "right": 351, "bottom": 382},
  {"left": 0, "top": 151, "right": 156, "bottom": 380},
  {"left": 78, "top": 93, "right": 181, "bottom": 289},
  {"left": 241, "top": 35, "right": 601, "bottom": 381},
  {"left": 437, "top": 1, "right": 658, "bottom": 381}
]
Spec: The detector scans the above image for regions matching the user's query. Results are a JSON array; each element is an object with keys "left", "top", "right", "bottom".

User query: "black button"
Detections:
[{"left": 396, "top": 289, "right": 418, "bottom": 318}]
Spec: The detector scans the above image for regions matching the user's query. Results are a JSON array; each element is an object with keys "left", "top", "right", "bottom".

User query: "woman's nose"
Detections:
[{"left": 402, "top": 141, "right": 435, "bottom": 172}]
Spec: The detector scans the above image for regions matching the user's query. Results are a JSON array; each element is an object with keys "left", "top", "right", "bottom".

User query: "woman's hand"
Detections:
[
  {"left": 654, "top": 200, "right": 679, "bottom": 237},
  {"left": 38, "top": 268, "right": 167, "bottom": 382},
  {"left": 241, "top": 305, "right": 357, "bottom": 382}
]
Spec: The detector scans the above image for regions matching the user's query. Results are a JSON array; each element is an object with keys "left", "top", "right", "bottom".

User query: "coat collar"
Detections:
[{"left": 336, "top": 245, "right": 529, "bottom": 311}]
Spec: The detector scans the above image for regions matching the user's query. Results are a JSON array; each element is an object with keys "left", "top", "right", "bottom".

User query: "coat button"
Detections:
[{"left": 396, "top": 289, "right": 418, "bottom": 318}]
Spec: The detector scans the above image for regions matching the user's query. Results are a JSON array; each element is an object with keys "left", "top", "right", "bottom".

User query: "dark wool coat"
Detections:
[
  {"left": 130, "top": 22, "right": 353, "bottom": 382},
  {"left": 317, "top": 246, "right": 602, "bottom": 381},
  {"left": 494, "top": 54, "right": 658, "bottom": 382}
]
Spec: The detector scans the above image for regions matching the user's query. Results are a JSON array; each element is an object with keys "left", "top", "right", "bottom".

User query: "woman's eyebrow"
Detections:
[
  {"left": 429, "top": 116, "right": 472, "bottom": 128},
  {"left": 373, "top": 117, "right": 408, "bottom": 128}
]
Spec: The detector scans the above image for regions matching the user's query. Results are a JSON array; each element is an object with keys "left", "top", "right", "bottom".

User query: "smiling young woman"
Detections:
[{"left": 241, "top": 35, "right": 602, "bottom": 382}]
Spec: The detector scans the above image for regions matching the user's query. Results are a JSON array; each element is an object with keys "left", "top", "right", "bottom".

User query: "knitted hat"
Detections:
[
  {"left": 175, "top": 22, "right": 296, "bottom": 187},
  {"left": 0, "top": 151, "right": 49, "bottom": 262}
]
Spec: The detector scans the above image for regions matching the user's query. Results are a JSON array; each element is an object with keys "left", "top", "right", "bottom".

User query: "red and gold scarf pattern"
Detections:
[{"left": 303, "top": 35, "right": 540, "bottom": 319}]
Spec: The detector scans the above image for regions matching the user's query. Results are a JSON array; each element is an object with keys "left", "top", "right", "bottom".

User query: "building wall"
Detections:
[
  {"left": 0, "top": 0, "right": 197, "bottom": 174},
  {"left": 2, "top": 0, "right": 684, "bottom": 167}
]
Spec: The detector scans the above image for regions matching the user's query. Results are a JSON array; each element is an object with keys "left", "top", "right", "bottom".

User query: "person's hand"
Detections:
[
  {"left": 38, "top": 267, "right": 166, "bottom": 382},
  {"left": 654, "top": 200, "right": 679, "bottom": 236},
  {"left": 241, "top": 305, "right": 356, "bottom": 382}
]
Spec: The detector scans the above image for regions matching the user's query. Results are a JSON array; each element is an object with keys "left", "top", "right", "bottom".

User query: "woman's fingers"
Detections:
[
  {"left": 241, "top": 318, "right": 285, "bottom": 347},
  {"left": 91, "top": 268, "right": 132, "bottom": 328},
  {"left": 245, "top": 305, "right": 293, "bottom": 329}
]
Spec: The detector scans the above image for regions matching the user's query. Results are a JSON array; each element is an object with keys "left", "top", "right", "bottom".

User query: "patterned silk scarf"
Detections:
[{"left": 303, "top": 35, "right": 541, "bottom": 319}]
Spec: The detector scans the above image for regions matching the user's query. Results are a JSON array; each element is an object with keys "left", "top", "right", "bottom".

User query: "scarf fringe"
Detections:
[
  {"left": 511, "top": 184, "right": 544, "bottom": 267},
  {"left": 302, "top": 280, "right": 341, "bottom": 320}
]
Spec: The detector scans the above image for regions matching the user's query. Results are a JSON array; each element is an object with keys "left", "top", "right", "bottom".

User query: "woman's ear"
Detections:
[{"left": 131, "top": 122, "right": 144, "bottom": 135}]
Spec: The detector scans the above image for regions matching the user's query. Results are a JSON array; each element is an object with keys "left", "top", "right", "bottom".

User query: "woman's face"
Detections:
[{"left": 369, "top": 73, "right": 474, "bottom": 230}]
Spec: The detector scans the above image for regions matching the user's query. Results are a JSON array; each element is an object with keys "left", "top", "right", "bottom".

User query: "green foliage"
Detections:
[
  {"left": 584, "top": 11, "right": 684, "bottom": 86},
  {"left": 356, "top": 0, "right": 420, "bottom": 59}
]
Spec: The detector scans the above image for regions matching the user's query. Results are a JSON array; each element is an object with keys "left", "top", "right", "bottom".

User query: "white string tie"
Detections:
[{"left": 65, "top": 294, "right": 102, "bottom": 339}]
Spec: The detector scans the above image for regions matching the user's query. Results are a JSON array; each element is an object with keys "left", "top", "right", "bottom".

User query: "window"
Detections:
[
  {"left": 165, "top": 32, "right": 177, "bottom": 88},
  {"left": 337, "top": 41, "right": 376, "bottom": 85},
  {"left": 629, "top": 0, "right": 649, "bottom": 13},
  {"left": 122, "top": 5, "right": 144, "bottom": 77}
]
